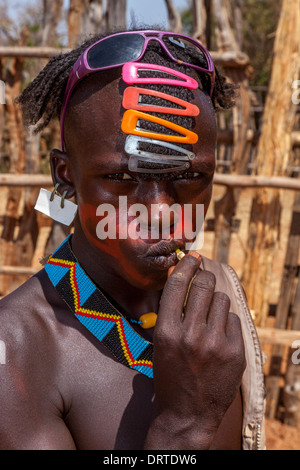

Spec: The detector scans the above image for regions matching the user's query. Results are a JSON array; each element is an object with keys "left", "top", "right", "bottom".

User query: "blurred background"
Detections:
[{"left": 0, "top": 0, "right": 299, "bottom": 450}]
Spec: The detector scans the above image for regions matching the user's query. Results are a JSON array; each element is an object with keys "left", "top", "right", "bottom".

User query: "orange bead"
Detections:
[{"left": 139, "top": 312, "right": 157, "bottom": 329}]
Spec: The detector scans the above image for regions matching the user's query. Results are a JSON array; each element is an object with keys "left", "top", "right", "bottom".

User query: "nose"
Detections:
[{"left": 136, "top": 182, "right": 180, "bottom": 238}]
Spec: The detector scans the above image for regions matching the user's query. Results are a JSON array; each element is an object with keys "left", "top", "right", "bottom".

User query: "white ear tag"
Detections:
[{"left": 34, "top": 188, "right": 78, "bottom": 226}]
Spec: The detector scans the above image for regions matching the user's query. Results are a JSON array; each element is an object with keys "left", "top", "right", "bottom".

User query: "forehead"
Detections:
[{"left": 63, "top": 69, "right": 217, "bottom": 169}]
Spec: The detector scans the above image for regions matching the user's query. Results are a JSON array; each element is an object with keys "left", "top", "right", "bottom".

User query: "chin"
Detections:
[{"left": 124, "top": 270, "right": 168, "bottom": 291}]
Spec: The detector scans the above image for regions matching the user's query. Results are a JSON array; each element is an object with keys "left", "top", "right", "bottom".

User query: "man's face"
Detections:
[{"left": 62, "top": 69, "right": 216, "bottom": 290}]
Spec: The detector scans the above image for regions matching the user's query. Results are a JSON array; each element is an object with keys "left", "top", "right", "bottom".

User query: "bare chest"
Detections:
[
  {"left": 53, "top": 311, "right": 242, "bottom": 450},
  {"left": 58, "top": 332, "right": 155, "bottom": 450}
]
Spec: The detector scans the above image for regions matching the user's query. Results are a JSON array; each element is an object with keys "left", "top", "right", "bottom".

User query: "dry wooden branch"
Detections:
[
  {"left": 213, "top": 174, "right": 300, "bottom": 190},
  {"left": 217, "top": 130, "right": 300, "bottom": 148},
  {"left": 0, "top": 47, "right": 250, "bottom": 67},
  {"left": 0, "top": 266, "right": 38, "bottom": 275},
  {"left": 257, "top": 327, "right": 300, "bottom": 347},
  {"left": 0, "top": 173, "right": 299, "bottom": 190},
  {"left": 0, "top": 46, "right": 71, "bottom": 58},
  {"left": 0, "top": 174, "right": 53, "bottom": 186}
]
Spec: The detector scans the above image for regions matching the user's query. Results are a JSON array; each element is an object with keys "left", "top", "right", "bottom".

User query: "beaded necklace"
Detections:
[{"left": 44, "top": 235, "right": 154, "bottom": 379}]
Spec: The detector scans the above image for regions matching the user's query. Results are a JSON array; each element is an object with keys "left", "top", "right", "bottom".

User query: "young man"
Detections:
[{"left": 0, "top": 30, "right": 265, "bottom": 450}]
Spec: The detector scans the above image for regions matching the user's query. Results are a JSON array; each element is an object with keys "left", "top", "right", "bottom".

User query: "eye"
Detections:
[
  {"left": 175, "top": 172, "right": 202, "bottom": 180},
  {"left": 105, "top": 173, "right": 134, "bottom": 180}
]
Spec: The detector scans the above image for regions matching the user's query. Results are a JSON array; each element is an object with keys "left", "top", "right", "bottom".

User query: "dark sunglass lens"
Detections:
[
  {"left": 87, "top": 34, "right": 145, "bottom": 69},
  {"left": 163, "top": 35, "right": 208, "bottom": 68}
]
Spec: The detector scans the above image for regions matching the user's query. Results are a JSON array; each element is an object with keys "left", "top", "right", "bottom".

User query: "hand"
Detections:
[{"left": 148, "top": 253, "right": 246, "bottom": 449}]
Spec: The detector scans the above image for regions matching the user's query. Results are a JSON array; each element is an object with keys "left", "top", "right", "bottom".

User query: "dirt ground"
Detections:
[
  {"left": 0, "top": 184, "right": 299, "bottom": 450},
  {"left": 266, "top": 418, "right": 300, "bottom": 450}
]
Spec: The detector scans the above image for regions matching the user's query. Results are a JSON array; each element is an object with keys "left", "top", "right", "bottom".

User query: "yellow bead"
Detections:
[{"left": 139, "top": 312, "right": 157, "bottom": 329}]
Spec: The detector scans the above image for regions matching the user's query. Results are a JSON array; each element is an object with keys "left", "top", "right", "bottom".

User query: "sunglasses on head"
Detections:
[{"left": 60, "top": 30, "right": 215, "bottom": 151}]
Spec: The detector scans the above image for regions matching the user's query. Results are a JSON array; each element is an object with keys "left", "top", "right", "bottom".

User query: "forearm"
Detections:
[{"left": 144, "top": 411, "right": 219, "bottom": 450}]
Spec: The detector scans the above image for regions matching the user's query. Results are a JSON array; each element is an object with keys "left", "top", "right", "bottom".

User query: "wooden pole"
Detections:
[
  {"left": 165, "top": 0, "right": 182, "bottom": 33},
  {"left": 192, "top": 0, "right": 206, "bottom": 44},
  {"left": 283, "top": 230, "right": 300, "bottom": 427},
  {"left": 265, "top": 192, "right": 300, "bottom": 419},
  {"left": 283, "top": 276, "right": 300, "bottom": 427},
  {"left": 212, "top": 0, "right": 253, "bottom": 264},
  {"left": 242, "top": 0, "right": 300, "bottom": 327},
  {"left": 68, "top": 0, "right": 104, "bottom": 48},
  {"left": 106, "top": 0, "right": 127, "bottom": 30}
]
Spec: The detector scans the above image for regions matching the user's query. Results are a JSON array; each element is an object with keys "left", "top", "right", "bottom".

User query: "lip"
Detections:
[
  {"left": 146, "top": 251, "right": 178, "bottom": 270},
  {"left": 143, "top": 239, "right": 184, "bottom": 257},
  {"left": 140, "top": 239, "right": 184, "bottom": 270}
]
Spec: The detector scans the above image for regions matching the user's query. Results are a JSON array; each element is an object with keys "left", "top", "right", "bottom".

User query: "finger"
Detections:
[
  {"left": 183, "top": 270, "right": 216, "bottom": 326},
  {"left": 226, "top": 312, "right": 246, "bottom": 368},
  {"left": 207, "top": 291, "right": 231, "bottom": 331},
  {"left": 167, "top": 251, "right": 201, "bottom": 279},
  {"left": 167, "top": 266, "right": 176, "bottom": 277},
  {"left": 158, "top": 253, "right": 201, "bottom": 327},
  {"left": 226, "top": 311, "right": 243, "bottom": 341}
]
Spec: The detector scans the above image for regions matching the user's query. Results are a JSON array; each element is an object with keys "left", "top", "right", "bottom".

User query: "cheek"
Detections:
[
  {"left": 78, "top": 201, "right": 121, "bottom": 257},
  {"left": 78, "top": 202, "right": 154, "bottom": 285},
  {"left": 178, "top": 182, "right": 212, "bottom": 213},
  {"left": 178, "top": 183, "right": 212, "bottom": 235}
]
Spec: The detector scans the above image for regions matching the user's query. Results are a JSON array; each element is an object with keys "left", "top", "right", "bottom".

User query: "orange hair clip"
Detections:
[
  {"left": 121, "top": 109, "right": 198, "bottom": 144},
  {"left": 122, "top": 86, "right": 200, "bottom": 117}
]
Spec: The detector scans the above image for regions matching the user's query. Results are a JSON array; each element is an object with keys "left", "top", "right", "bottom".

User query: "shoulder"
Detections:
[
  {"left": 0, "top": 269, "right": 72, "bottom": 409},
  {"left": 0, "top": 269, "right": 74, "bottom": 404},
  {"left": 0, "top": 269, "right": 67, "bottom": 353},
  {"left": 0, "top": 271, "right": 78, "bottom": 449}
]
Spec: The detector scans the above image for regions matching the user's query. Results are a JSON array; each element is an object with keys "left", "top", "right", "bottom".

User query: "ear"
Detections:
[{"left": 50, "top": 149, "right": 76, "bottom": 199}]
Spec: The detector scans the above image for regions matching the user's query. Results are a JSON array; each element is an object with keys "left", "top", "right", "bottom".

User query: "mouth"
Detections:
[{"left": 141, "top": 239, "right": 185, "bottom": 270}]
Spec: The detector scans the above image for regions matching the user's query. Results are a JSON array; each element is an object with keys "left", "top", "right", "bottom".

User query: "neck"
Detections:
[{"left": 71, "top": 228, "right": 163, "bottom": 324}]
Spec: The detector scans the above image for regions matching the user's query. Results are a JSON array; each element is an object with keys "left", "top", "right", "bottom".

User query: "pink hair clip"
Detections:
[{"left": 122, "top": 62, "right": 199, "bottom": 90}]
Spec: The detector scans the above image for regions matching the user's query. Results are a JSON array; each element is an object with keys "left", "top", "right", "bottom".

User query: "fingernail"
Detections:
[
  {"left": 168, "top": 266, "right": 176, "bottom": 277},
  {"left": 189, "top": 251, "right": 201, "bottom": 261}
]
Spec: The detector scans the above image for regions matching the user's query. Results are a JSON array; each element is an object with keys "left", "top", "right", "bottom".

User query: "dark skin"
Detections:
[{"left": 0, "top": 68, "right": 245, "bottom": 450}]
